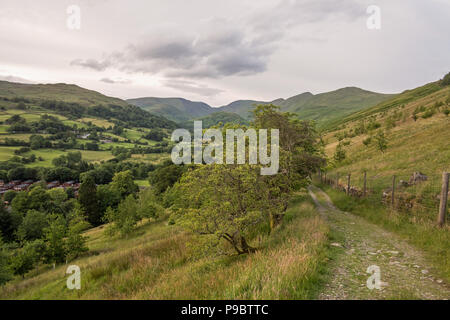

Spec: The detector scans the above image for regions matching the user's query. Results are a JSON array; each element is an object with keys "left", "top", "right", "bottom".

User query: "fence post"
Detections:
[
  {"left": 336, "top": 173, "right": 339, "bottom": 189},
  {"left": 347, "top": 174, "right": 351, "bottom": 195},
  {"left": 363, "top": 171, "right": 367, "bottom": 197},
  {"left": 391, "top": 175, "right": 396, "bottom": 207},
  {"left": 438, "top": 172, "right": 449, "bottom": 227}
]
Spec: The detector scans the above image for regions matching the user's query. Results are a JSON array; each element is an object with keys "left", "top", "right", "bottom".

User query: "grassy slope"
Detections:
[
  {"left": 0, "top": 192, "right": 332, "bottom": 300},
  {"left": 127, "top": 97, "right": 215, "bottom": 123},
  {"left": 0, "top": 81, "right": 128, "bottom": 107},
  {"left": 282, "top": 87, "right": 395, "bottom": 128},
  {"left": 320, "top": 82, "right": 450, "bottom": 281},
  {"left": 323, "top": 84, "right": 450, "bottom": 187}
]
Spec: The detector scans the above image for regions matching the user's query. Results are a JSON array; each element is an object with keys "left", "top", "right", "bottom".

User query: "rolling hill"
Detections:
[
  {"left": 128, "top": 88, "right": 394, "bottom": 127},
  {"left": 0, "top": 81, "right": 176, "bottom": 130},
  {"left": 126, "top": 97, "right": 215, "bottom": 123},
  {"left": 0, "top": 81, "right": 129, "bottom": 107}
]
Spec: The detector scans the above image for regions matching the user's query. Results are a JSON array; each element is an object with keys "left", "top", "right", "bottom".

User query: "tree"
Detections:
[
  {"left": 65, "top": 211, "right": 89, "bottom": 261},
  {"left": 28, "top": 186, "right": 51, "bottom": 211},
  {"left": 78, "top": 175, "right": 101, "bottom": 226},
  {"left": 0, "top": 234, "right": 12, "bottom": 285},
  {"left": 0, "top": 202, "right": 22, "bottom": 242},
  {"left": 43, "top": 215, "right": 67, "bottom": 265},
  {"left": 10, "top": 242, "right": 39, "bottom": 278},
  {"left": 148, "top": 162, "right": 186, "bottom": 195},
  {"left": 97, "top": 184, "right": 121, "bottom": 214},
  {"left": 375, "top": 131, "right": 388, "bottom": 153},
  {"left": 104, "top": 195, "right": 140, "bottom": 237},
  {"left": 137, "top": 188, "right": 164, "bottom": 219},
  {"left": 11, "top": 191, "right": 30, "bottom": 215},
  {"left": 110, "top": 170, "right": 139, "bottom": 198},
  {"left": 172, "top": 164, "right": 267, "bottom": 255},
  {"left": 333, "top": 143, "right": 346, "bottom": 163},
  {"left": 16, "top": 210, "right": 48, "bottom": 242}
]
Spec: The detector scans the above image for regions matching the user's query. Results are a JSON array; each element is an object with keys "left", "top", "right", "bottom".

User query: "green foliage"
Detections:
[
  {"left": 0, "top": 202, "right": 21, "bottom": 241},
  {"left": 43, "top": 215, "right": 67, "bottom": 264},
  {"left": 104, "top": 195, "right": 140, "bottom": 237},
  {"left": 171, "top": 106, "right": 324, "bottom": 255},
  {"left": 148, "top": 162, "right": 186, "bottom": 195},
  {"left": 362, "top": 137, "right": 372, "bottom": 147},
  {"left": 110, "top": 170, "right": 139, "bottom": 198},
  {"left": 16, "top": 210, "right": 48, "bottom": 242},
  {"left": 3, "top": 190, "right": 16, "bottom": 203},
  {"left": 137, "top": 188, "right": 164, "bottom": 219},
  {"left": 78, "top": 175, "right": 101, "bottom": 226},
  {"left": 0, "top": 235, "right": 12, "bottom": 285},
  {"left": 10, "top": 241, "right": 41, "bottom": 278},
  {"left": 333, "top": 143, "right": 346, "bottom": 163},
  {"left": 374, "top": 131, "right": 388, "bottom": 153},
  {"left": 65, "top": 212, "right": 89, "bottom": 261},
  {"left": 441, "top": 71, "right": 450, "bottom": 86}
]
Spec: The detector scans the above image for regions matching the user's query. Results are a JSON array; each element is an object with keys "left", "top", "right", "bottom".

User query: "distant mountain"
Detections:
[
  {"left": 129, "top": 87, "right": 395, "bottom": 127},
  {"left": 280, "top": 87, "right": 395, "bottom": 128},
  {"left": 217, "top": 100, "right": 273, "bottom": 119},
  {"left": 0, "top": 81, "right": 129, "bottom": 107},
  {"left": 126, "top": 97, "right": 215, "bottom": 123}
]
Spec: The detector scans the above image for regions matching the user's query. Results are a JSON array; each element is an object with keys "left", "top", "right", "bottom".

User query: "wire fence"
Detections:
[{"left": 316, "top": 170, "right": 449, "bottom": 225}]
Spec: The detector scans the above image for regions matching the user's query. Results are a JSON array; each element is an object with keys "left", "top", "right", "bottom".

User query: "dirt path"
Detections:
[{"left": 308, "top": 185, "right": 450, "bottom": 300}]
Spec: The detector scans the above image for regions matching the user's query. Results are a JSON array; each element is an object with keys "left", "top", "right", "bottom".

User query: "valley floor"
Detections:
[{"left": 309, "top": 186, "right": 450, "bottom": 299}]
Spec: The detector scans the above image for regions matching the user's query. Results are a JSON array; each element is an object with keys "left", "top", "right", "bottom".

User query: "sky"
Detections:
[{"left": 0, "top": 0, "right": 449, "bottom": 107}]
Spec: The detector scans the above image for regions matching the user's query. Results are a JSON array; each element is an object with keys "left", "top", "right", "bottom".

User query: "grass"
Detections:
[
  {"left": 21, "top": 149, "right": 114, "bottom": 167},
  {"left": 0, "top": 191, "right": 332, "bottom": 299},
  {"left": 318, "top": 184, "right": 450, "bottom": 283},
  {"left": 0, "top": 146, "right": 21, "bottom": 161},
  {"left": 134, "top": 179, "right": 150, "bottom": 187}
]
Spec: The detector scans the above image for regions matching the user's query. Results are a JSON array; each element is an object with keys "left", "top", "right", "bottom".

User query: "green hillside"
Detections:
[
  {"left": 0, "top": 81, "right": 128, "bottom": 107},
  {"left": 281, "top": 87, "right": 395, "bottom": 128},
  {"left": 320, "top": 75, "right": 450, "bottom": 279},
  {"left": 180, "top": 111, "right": 249, "bottom": 130},
  {"left": 126, "top": 97, "right": 215, "bottom": 123},
  {"left": 129, "top": 88, "right": 393, "bottom": 128},
  {"left": 217, "top": 100, "right": 272, "bottom": 119}
]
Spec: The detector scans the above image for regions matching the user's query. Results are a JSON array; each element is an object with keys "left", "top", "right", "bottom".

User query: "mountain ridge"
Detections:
[{"left": 127, "top": 87, "right": 396, "bottom": 127}]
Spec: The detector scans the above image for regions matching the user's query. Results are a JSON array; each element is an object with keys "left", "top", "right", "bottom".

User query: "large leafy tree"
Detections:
[
  {"left": 171, "top": 105, "right": 324, "bottom": 255},
  {"left": 16, "top": 210, "right": 48, "bottom": 242},
  {"left": 172, "top": 164, "right": 267, "bottom": 255},
  {"left": 110, "top": 170, "right": 139, "bottom": 198},
  {"left": 43, "top": 215, "right": 67, "bottom": 265}
]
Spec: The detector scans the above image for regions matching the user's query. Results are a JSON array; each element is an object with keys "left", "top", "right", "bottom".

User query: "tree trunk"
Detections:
[{"left": 240, "top": 236, "right": 256, "bottom": 254}]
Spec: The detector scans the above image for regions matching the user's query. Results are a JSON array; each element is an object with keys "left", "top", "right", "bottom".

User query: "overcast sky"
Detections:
[{"left": 0, "top": 0, "right": 449, "bottom": 106}]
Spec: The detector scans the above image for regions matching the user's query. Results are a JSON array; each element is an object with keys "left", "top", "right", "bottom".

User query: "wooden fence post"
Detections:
[
  {"left": 363, "top": 171, "right": 367, "bottom": 197},
  {"left": 438, "top": 172, "right": 449, "bottom": 227},
  {"left": 391, "top": 175, "right": 396, "bottom": 207},
  {"left": 347, "top": 174, "right": 351, "bottom": 195}
]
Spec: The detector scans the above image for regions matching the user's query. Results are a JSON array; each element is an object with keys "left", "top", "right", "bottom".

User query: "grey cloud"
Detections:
[
  {"left": 71, "top": 58, "right": 112, "bottom": 71},
  {"left": 100, "top": 77, "right": 132, "bottom": 84},
  {"left": 69, "top": 0, "right": 364, "bottom": 79},
  {"left": 164, "top": 79, "right": 224, "bottom": 97}
]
